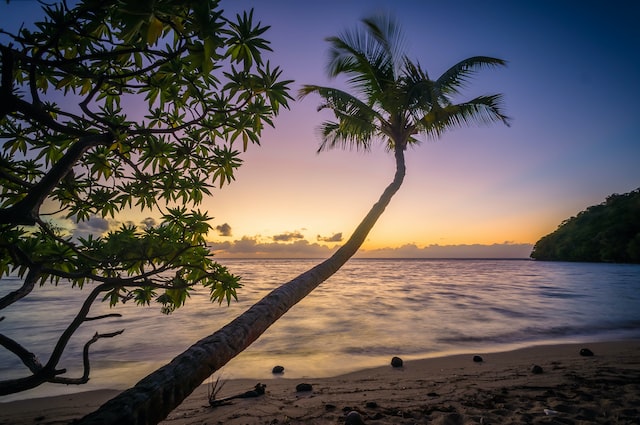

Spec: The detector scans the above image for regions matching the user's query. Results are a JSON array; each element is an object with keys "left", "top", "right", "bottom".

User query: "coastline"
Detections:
[{"left": 1, "top": 340, "right": 639, "bottom": 424}]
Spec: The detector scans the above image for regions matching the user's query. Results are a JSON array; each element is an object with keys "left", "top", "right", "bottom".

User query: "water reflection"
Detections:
[{"left": 1, "top": 259, "right": 639, "bottom": 401}]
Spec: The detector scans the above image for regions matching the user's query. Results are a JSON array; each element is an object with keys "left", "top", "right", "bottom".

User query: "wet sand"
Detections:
[{"left": 1, "top": 340, "right": 639, "bottom": 424}]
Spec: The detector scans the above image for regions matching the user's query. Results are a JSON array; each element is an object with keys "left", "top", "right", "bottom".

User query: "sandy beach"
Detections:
[{"left": 1, "top": 340, "right": 639, "bottom": 424}]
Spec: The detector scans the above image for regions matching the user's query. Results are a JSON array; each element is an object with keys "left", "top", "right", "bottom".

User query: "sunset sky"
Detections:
[{"left": 3, "top": 1, "right": 639, "bottom": 258}]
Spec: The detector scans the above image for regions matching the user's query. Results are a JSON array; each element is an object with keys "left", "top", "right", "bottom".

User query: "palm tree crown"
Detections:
[{"left": 299, "top": 14, "right": 510, "bottom": 153}]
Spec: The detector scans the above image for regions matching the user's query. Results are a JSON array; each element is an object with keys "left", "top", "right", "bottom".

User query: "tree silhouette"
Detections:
[{"left": 0, "top": 0, "right": 291, "bottom": 395}]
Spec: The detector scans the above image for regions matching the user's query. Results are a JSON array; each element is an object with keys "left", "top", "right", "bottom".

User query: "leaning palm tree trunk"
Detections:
[{"left": 77, "top": 147, "right": 406, "bottom": 425}]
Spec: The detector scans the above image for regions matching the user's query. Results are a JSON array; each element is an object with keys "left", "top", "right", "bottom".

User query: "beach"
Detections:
[{"left": 1, "top": 340, "right": 639, "bottom": 424}]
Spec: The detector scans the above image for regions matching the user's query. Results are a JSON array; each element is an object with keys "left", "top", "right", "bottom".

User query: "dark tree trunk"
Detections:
[{"left": 77, "top": 147, "right": 406, "bottom": 425}]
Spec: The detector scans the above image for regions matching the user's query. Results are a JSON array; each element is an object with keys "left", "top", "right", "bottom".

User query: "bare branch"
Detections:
[
  {"left": 0, "top": 267, "right": 40, "bottom": 310},
  {"left": 50, "top": 329, "right": 124, "bottom": 385},
  {"left": 85, "top": 313, "right": 122, "bottom": 321},
  {"left": 0, "top": 283, "right": 121, "bottom": 395},
  {"left": 0, "top": 333, "right": 44, "bottom": 374}
]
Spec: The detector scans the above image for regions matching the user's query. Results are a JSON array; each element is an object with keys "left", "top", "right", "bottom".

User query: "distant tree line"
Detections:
[{"left": 531, "top": 188, "right": 640, "bottom": 263}]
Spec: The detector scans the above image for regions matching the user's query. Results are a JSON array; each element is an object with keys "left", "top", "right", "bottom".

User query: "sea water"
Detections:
[{"left": 1, "top": 258, "right": 639, "bottom": 401}]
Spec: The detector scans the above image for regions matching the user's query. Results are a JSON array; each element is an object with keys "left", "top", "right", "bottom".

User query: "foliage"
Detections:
[
  {"left": 0, "top": 0, "right": 292, "bottom": 394},
  {"left": 531, "top": 188, "right": 640, "bottom": 263},
  {"left": 298, "top": 14, "right": 510, "bottom": 153}
]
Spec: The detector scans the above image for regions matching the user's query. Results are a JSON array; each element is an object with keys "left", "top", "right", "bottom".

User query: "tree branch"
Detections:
[
  {"left": 0, "top": 333, "right": 44, "bottom": 374},
  {"left": 85, "top": 313, "right": 122, "bottom": 321},
  {"left": 0, "top": 133, "right": 112, "bottom": 225},
  {"left": 0, "top": 267, "right": 40, "bottom": 310},
  {"left": 49, "top": 329, "right": 124, "bottom": 385},
  {"left": 43, "top": 282, "right": 117, "bottom": 372},
  {"left": 13, "top": 97, "right": 90, "bottom": 137},
  {"left": 0, "top": 282, "right": 123, "bottom": 395},
  {"left": 0, "top": 45, "right": 17, "bottom": 120}
]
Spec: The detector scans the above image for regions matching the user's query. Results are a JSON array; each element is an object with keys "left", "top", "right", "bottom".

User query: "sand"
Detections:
[{"left": 1, "top": 340, "right": 639, "bottom": 424}]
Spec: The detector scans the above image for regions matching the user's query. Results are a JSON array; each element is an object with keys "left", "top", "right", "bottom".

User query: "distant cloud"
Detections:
[
  {"left": 72, "top": 216, "right": 111, "bottom": 240},
  {"left": 317, "top": 232, "right": 343, "bottom": 243},
  {"left": 141, "top": 217, "right": 157, "bottom": 229},
  {"left": 272, "top": 231, "right": 304, "bottom": 242},
  {"left": 215, "top": 223, "right": 232, "bottom": 237},
  {"left": 209, "top": 236, "right": 335, "bottom": 258},
  {"left": 69, "top": 215, "right": 160, "bottom": 240},
  {"left": 208, "top": 235, "right": 533, "bottom": 259}
]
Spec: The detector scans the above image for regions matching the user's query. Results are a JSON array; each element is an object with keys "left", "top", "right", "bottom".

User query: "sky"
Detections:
[{"left": 3, "top": 1, "right": 640, "bottom": 258}]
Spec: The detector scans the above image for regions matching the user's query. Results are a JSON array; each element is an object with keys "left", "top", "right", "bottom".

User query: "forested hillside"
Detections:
[{"left": 531, "top": 188, "right": 640, "bottom": 263}]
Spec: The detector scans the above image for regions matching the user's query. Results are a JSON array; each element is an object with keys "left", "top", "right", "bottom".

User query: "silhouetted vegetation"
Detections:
[
  {"left": 0, "top": 0, "right": 291, "bottom": 396},
  {"left": 531, "top": 188, "right": 640, "bottom": 263}
]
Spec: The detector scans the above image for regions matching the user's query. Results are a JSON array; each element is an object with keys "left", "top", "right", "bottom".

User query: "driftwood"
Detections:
[{"left": 208, "top": 382, "right": 266, "bottom": 407}]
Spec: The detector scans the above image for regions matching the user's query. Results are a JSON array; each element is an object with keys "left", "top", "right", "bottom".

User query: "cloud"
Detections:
[
  {"left": 215, "top": 223, "right": 232, "bottom": 237},
  {"left": 317, "top": 232, "right": 343, "bottom": 243},
  {"left": 272, "top": 231, "right": 304, "bottom": 242},
  {"left": 208, "top": 235, "right": 533, "bottom": 259},
  {"left": 69, "top": 215, "right": 159, "bottom": 240},
  {"left": 141, "top": 217, "right": 157, "bottom": 229},
  {"left": 72, "top": 216, "right": 111, "bottom": 240},
  {"left": 209, "top": 236, "right": 336, "bottom": 258}
]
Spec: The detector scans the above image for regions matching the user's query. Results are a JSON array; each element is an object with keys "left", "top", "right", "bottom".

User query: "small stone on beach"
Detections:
[
  {"left": 272, "top": 365, "right": 285, "bottom": 374},
  {"left": 345, "top": 410, "right": 365, "bottom": 425},
  {"left": 390, "top": 356, "right": 403, "bottom": 368},
  {"left": 531, "top": 364, "right": 543, "bottom": 374},
  {"left": 296, "top": 383, "right": 313, "bottom": 392},
  {"left": 473, "top": 355, "right": 483, "bottom": 363},
  {"left": 579, "top": 348, "right": 594, "bottom": 357}
]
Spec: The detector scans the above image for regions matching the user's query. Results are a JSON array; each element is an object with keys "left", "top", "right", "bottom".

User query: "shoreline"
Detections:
[{"left": 1, "top": 340, "right": 639, "bottom": 424}]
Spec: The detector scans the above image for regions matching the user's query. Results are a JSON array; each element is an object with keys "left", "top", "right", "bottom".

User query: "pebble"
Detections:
[
  {"left": 579, "top": 348, "right": 594, "bottom": 357},
  {"left": 272, "top": 365, "right": 285, "bottom": 374},
  {"left": 295, "top": 383, "right": 313, "bottom": 392},
  {"left": 390, "top": 356, "right": 403, "bottom": 368},
  {"left": 531, "top": 364, "right": 543, "bottom": 374},
  {"left": 345, "top": 410, "right": 365, "bottom": 425},
  {"left": 473, "top": 355, "right": 483, "bottom": 363}
]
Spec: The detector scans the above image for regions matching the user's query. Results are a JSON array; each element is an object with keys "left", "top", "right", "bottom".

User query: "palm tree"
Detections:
[{"left": 78, "top": 15, "right": 509, "bottom": 425}]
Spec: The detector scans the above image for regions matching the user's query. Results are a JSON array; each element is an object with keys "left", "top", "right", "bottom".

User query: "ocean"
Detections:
[{"left": 1, "top": 258, "right": 640, "bottom": 401}]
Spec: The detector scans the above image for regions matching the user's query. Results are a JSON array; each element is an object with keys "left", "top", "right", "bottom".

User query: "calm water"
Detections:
[{"left": 1, "top": 259, "right": 640, "bottom": 401}]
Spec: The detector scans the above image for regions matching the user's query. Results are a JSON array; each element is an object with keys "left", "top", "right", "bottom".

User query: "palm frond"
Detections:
[
  {"left": 323, "top": 16, "right": 406, "bottom": 100},
  {"left": 436, "top": 56, "right": 507, "bottom": 96},
  {"left": 362, "top": 14, "right": 407, "bottom": 77},
  {"left": 299, "top": 85, "right": 380, "bottom": 152},
  {"left": 316, "top": 119, "right": 374, "bottom": 152},
  {"left": 419, "top": 94, "right": 511, "bottom": 138},
  {"left": 401, "top": 59, "right": 437, "bottom": 117},
  {"left": 299, "top": 85, "right": 381, "bottom": 121}
]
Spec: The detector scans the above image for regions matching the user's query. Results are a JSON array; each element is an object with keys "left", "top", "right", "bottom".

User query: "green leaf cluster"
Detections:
[{"left": 531, "top": 188, "right": 640, "bottom": 263}]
